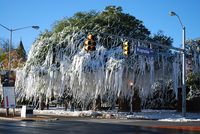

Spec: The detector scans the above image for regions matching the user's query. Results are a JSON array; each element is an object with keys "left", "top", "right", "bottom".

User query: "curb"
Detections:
[
  {"left": 0, "top": 115, "right": 58, "bottom": 122},
  {"left": 0, "top": 117, "right": 21, "bottom": 121}
]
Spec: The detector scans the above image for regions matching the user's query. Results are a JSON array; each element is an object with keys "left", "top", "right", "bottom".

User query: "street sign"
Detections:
[{"left": 136, "top": 47, "right": 154, "bottom": 56}]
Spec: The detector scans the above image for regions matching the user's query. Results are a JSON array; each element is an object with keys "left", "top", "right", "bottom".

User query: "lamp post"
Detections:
[
  {"left": 169, "top": 11, "right": 186, "bottom": 117},
  {"left": 0, "top": 24, "right": 39, "bottom": 116},
  {"left": 0, "top": 24, "right": 39, "bottom": 70}
]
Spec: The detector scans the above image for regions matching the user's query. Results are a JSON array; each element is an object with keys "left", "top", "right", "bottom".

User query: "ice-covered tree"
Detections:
[{"left": 15, "top": 6, "right": 178, "bottom": 110}]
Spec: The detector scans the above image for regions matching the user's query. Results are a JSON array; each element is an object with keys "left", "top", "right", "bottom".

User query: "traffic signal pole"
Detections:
[{"left": 84, "top": 30, "right": 183, "bottom": 52}]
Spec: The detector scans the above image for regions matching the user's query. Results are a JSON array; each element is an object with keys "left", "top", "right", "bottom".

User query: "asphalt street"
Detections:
[{"left": 0, "top": 118, "right": 200, "bottom": 134}]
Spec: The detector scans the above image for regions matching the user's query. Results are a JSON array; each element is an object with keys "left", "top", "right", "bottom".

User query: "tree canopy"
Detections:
[
  {"left": 53, "top": 6, "right": 151, "bottom": 38},
  {"left": 51, "top": 6, "right": 172, "bottom": 49},
  {"left": 151, "top": 30, "right": 173, "bottom": 52}
]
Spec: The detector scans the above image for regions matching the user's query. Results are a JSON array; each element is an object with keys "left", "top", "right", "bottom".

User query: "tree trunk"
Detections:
[
  {"left": 93, "top": 95, "right": 101, "bottom": 111},
  {"left": 118, "top": 97, "right": 130, "bottom": 112},
  {"left": 39, "top": 95, "right": 45, "bottom": 110}
]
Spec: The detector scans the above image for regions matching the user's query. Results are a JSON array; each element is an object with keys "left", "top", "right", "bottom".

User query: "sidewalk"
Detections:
[{"left": 0, "top": 108, "right": 58, "bottom": 121}]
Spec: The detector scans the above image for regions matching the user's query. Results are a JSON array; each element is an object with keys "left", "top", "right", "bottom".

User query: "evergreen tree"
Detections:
[{"left": 16, "top": 40, "right": 26, "bottom": 60}]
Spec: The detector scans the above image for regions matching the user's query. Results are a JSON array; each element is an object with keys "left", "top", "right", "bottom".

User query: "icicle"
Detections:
[
  {"left": 172, "top": 56, "right": 179, "bottom": 99},
  {"left": 15, "top": 30, "right": 185, "bottom": 109},
  {"left": 149, "top": 57, "right": 154, "bottom": 87},
  {"left": 193, "top": 50, "right": 198, "bottom": 73}
]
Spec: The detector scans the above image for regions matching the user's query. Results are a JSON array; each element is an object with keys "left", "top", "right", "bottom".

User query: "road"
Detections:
[{"left": 0, "top": 118, "right": 200, "bottom": 134}]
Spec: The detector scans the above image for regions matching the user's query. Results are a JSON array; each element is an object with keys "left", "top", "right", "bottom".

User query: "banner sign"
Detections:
[
  {"left": 3, "top": 87, "right": 16, "bottom": 108},
  {"left": 1, "top": 70, "right": 16, "bottom": 108}
]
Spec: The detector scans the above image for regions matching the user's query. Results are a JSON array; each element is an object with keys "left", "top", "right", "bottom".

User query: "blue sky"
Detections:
[{"left": 0, "top": 0, "right": 199, "bottom": 52}]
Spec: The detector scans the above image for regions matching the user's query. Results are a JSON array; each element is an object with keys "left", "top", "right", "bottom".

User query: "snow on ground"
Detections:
[
  {"left": 126, "top": 110, "right": 200, "bottom": 122},
  {"left": 34, "top": 109, "right": 99, "bottom": 117},
  {"left": 1, "top": 108, "right": 200, "bottom": 122},
  {"left": 33, "top": 108, "right": 200, "bottom": 122}
]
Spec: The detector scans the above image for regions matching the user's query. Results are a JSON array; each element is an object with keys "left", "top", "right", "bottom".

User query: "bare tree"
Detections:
[{"left": 0, "top": 38, "right": 9, "bottom": 52}]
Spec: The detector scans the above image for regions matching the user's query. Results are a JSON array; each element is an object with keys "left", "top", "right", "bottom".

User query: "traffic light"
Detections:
[
  {"left": 123, "top": 41, "right": 129, "bottom": 56},
  {"left": 84, "top": 34, "right": 96, "bottom": 52}
]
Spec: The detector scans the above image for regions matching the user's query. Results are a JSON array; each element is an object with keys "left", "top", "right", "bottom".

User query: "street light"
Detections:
[
  {"left": 0, "top": 24, "right": 39, "bottom": 116},
  {"left": 0, "top": 24, "right": 39, "bottom": 70},
  {"left": 169, "top": 11, "right": 186, "bottom": 117}
]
